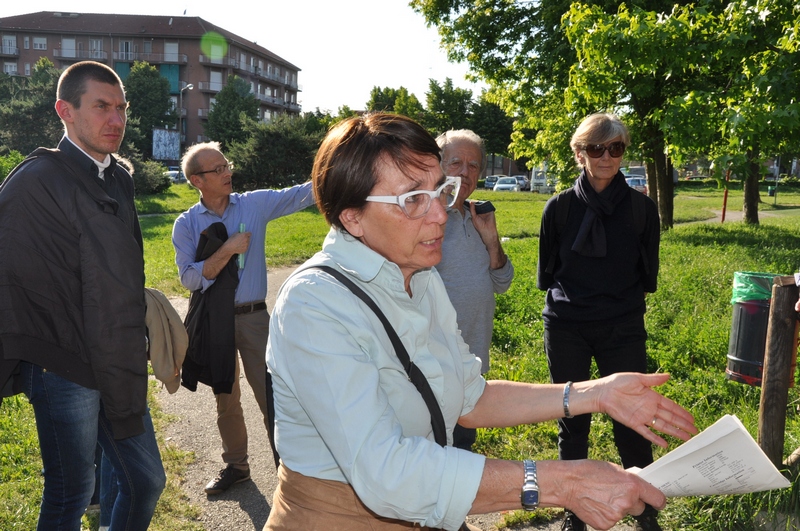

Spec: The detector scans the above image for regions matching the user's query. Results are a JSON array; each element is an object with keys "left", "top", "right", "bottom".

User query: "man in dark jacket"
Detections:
[{"left": 0, "top": 61, "right": 165, "bottom": 530}]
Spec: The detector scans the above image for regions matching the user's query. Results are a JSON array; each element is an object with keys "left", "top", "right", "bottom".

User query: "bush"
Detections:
[
  {"left": 0, "top": 151, "right": 25, "bottom": 183},
  {"left": 132, "top": 159, "right": 171, "bottom": 195}
]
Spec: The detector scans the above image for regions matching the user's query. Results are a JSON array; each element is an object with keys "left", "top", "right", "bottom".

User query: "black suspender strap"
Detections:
[{"left": 309, "top": 265, "right": 448, "bottom": 447}]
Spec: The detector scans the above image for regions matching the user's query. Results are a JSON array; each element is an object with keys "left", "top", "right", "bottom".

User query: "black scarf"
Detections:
[{"left": 571, "top": 169, "right": 629, "bottom": 257}]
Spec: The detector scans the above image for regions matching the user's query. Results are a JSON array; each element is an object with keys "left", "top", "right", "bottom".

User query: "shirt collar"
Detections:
[
  {"left": 321, "top": 228, "right": 433, "bottom": 298},
  {"left": 63, "top": 135, "right": 112, "bottom": 178}
]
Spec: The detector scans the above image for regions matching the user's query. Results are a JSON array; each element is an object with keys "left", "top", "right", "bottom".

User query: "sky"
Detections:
[{"left": 1, "top": 0, "right": 486, "bottom": 113}]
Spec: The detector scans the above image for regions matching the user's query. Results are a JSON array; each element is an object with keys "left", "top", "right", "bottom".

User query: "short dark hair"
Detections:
[
  {"left": 313, "top": 113, "right": 441, "bottom": 231},
  {"left": 57, "top": 61, "right": 124, "bottom": 108}
]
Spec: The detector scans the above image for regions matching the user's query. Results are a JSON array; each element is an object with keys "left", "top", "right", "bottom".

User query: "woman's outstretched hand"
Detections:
[{"left": 589, "top": 372, "right": 698, "bottom": 448}]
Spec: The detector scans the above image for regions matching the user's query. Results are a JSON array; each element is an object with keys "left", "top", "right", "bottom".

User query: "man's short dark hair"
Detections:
[{"left": 57, "top": 61, "right": 124, "bottom": 108}]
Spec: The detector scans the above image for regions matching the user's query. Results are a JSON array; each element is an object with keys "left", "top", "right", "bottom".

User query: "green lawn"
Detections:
[{"left": 2, "top": 182, "right": 799, "bottom": 529}]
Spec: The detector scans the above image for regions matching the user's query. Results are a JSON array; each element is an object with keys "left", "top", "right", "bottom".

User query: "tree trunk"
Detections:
[{"left": 743, "top": 148, "right": 761, "bottom": 224}]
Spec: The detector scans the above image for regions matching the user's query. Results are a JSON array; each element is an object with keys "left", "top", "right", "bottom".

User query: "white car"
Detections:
[
  {"left": 165, "top": 169, "right": 186, "bottom": 183},
  {"left": 493, "top": 176, "right": 520, "bottom": 192}
]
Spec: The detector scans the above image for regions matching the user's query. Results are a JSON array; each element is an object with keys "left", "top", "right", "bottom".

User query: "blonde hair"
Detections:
[{"left": 570, "top": 113, "right": 630, "bottom": 165}]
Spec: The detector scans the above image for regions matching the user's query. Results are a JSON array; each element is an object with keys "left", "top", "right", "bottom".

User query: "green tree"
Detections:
[
  {"left": 227, "top": 114, "right": 325, "bottom": 191},
  {"left": 0, "top": 57, "right": 62, "bottom": 156},
  {"left": 566, "top": 0, "right": 800, "bottom": 225},
  {"left": 204, "top": 75, "right": 259, "bottom": 150},
  {"left": 125, "top": 61, "right": 175, "bottom": 159},
  {"left": 394, "top": 89, "right": 426, "bottom": 123},
  {"left": 367, "top": 86, "right": 401, "bottom": 112},
  {"left": 422, "top": 78, "right": 473, "bottom": 135},
  {"left": 469, "top": 93, "right": 513, "bottom": 158}
]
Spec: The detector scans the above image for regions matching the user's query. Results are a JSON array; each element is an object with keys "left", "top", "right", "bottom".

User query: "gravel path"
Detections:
[{"left": 156, "top": 264, "right": 637, "bottom": 530}]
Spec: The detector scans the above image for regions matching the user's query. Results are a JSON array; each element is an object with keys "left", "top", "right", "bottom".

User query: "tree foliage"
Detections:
[
  {"left": 414, "top": 0, "right": 800, "bottom": 226},
  {"left": 124, "top": 61, "right": 175, "bottom": 159},
  {"left": 0, "top": 57, "right": 62, "bottom": 156},
  {"left": 227, "top": 114, "right": 326, "bottom": 191},
  {"left": 204, "top": 75, "right": 259, "bottom": 150},
  {"left": 469, "top": 93, "right": 513, "bottom": 157},
  {"left": 422, "top": 78, "right": 473, "bottom": 135}
]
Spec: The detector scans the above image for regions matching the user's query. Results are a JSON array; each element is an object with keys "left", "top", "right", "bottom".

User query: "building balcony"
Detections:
[
  {"left": 199, "top": 55, "right": 238, "bottom": 68},
  {"left": 198, "top": 108, "right": 210, "bottom": 118},
  {"left": 0, "top": 45, "right": 19, "bottom": 57},
  {"left": 255, "top": 93, "right": 284, "bottom": 107},
  {"left": 286, "top": 102, "right": 301, "bottom": 113},
  {"left": 112, "top": 52, "right": 187, "bottom": 63},
  {"left": 53, "top": 49, "right": 108, "bottom": 61},
  {"left": 237, "top": 63, "right": 257, "bottom": 76},
  {"left": 197, "top": 81, "right": 225, "bottom": 93}
]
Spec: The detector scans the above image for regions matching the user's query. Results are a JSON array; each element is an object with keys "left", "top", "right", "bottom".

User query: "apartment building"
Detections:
[{"left": 0, "top": 11, "right": 301, "bottom": 150}]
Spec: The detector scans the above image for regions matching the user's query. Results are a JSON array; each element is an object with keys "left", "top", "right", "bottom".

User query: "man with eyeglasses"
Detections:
[
  {"left": 536, "top": 114, "right": 662, "bottom": 531},
  {"left": 171, "top": 141, "right": 314, "bottom": 495},
  {"left": 435, "top": 130, "right": 514, "bottom": 452}
]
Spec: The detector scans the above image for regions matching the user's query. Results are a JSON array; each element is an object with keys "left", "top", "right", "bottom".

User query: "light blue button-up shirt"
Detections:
[
  {"left": 172, "top": 182, "right": 314, "bottom": 305},
  {"left": 267, "top": 228, "right": 487, "bottom": 530}
]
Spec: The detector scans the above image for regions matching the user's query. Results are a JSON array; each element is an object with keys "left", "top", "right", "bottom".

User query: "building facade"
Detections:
[{"left": 0, "top": 11, "right": 301, "bottom": 152}]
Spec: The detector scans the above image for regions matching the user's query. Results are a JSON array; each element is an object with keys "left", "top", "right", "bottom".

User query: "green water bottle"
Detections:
[{"left": 237, "top": 223, "right": 245, "bottom": 269}]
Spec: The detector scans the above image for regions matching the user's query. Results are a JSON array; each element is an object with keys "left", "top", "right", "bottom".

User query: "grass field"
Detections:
[{"left": 2, "top": 181, "right": 799, "bottom": 530}]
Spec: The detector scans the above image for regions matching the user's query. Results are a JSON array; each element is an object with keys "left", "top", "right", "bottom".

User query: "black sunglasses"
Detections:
[{"left": 583, "top": 142, "right": 626, "bottom": 159}]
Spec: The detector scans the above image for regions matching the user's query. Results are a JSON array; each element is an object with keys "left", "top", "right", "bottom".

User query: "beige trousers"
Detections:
[
  {"left": 215, "top": 308, "right": 271, "bottom": 469},
  {"left": 265, "top": 465, "right": 445, "bottom": 530}
]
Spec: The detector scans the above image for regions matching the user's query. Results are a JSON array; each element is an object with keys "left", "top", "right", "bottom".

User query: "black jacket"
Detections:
[
  {"left": 537, "top": 172, "right": 660, "bottom": 327},
  {"left": 182, "top": 222, "right": 238, "bottom": 394},
  {"left": 0, "top": 138, "right": 148, "bottom": 439}
]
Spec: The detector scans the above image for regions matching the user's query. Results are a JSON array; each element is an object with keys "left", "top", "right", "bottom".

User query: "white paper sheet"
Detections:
[{"left": 630, "top": 414, "right": 791, "bottom": 497}]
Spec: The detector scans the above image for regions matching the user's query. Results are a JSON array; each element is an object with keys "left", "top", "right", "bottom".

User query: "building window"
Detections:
[
  {"left": 143, "top": 41, "right": 152, "bottom": 54},
  {"left": 118, "top": 40, "right": 133, "bottom": 61},
  {"left": 24, "top": 63, "right": 30, "bottom": 76},
  {"left": 3, "top": 62, "right": 17, "bottom": 75},
  {"left": 33, "top": 37, "right": 47, "bottom": 50},
  {"left": 90, "top": 38, "right": 103, "bottom": 59},
  {"left": 24, "top": 36, "right": 29, "bottom": 49},
  {"left": 2, "top": 35, "right": 16, "bottom": 55}
]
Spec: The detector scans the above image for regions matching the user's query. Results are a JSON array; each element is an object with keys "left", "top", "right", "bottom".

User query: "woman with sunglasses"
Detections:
[
  {"left": 536, "top": 113, "right": 662, "bottom": 531},
  {"left": 264, "top": 113, "right": 695, "bottom": 531}
]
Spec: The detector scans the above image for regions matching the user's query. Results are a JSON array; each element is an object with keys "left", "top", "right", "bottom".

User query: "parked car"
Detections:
[
  {"left": 493, "top": 176, "right": 520, "bottom": 192},
  {"left": 165, "top": 169, "right": 186, "bottom": 183},
  {"left": 530, "top": 171, "right": 555, "bottom": 194},
  {"left": 484, "top": 174, "right": 503, "bottom": 189},
  {"left": 625, "top": 177, "right": 647, "bottom": 195},
  {"left": 513, "top": 175, "right": 530, "bottom": 191}
]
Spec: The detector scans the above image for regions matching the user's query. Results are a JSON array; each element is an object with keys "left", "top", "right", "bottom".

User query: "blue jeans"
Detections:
[
  {"left": 19, "top": 362, "right": 165, "bottom": 531},
  {"left": 544, "top": 314, "right": 654, "bottom": 470}
]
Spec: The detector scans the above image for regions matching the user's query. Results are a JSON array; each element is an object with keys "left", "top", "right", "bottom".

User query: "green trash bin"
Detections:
[
  {"left": 768, "top": 186, "right": 776, "bottom": 197},
  {"left": 725, "top": 271, "right": 777, "bottom": 386}
]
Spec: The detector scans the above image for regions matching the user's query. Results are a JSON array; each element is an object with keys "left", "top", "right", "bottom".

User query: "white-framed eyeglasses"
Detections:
[{"left": 365, "top": 176, "right": 461, "bottom": 219}]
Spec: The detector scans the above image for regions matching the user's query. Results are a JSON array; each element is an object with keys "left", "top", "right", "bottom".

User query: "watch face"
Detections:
[{"left": 522, "top": 489, "right": 539, "bottom": 508}]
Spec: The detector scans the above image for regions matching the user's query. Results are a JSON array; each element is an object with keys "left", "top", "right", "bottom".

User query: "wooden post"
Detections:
[{"left": 758, "top": 275, "right": 798, "bottom": 469}]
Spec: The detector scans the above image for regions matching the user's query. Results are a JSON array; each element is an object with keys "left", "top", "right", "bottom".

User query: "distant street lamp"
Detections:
[{"left": 178, "top": 83, "right": 194, "bottom": 148}]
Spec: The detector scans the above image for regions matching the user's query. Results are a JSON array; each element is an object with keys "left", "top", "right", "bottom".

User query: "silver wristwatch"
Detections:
[{"left": 520, "top": 459, "right": 539, "bottom": 510}]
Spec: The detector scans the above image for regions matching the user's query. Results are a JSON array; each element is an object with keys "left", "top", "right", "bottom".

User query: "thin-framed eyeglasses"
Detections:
[
  {"left": 196, "top": 162, "right": 234, "bottom": 176},
  {"left": 583, "top": 142, "right": 626, "bottom": 159},
  {"left": 365, "top": 176, "right": 461, "bottom": 219},
  {"left": 444, "top": 157, "right": 481, "bottom": 175}
]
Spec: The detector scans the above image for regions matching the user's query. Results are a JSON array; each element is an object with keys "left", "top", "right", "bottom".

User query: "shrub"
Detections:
[
  {"left": 0, "top": 151, "right": 25, "bottom": 183},
  {"left": 132, "top": 159, "right": 171, "bottom": 195}
]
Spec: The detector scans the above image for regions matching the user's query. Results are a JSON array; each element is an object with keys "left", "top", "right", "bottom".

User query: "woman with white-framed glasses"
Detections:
[
  {"left": 264, "top": 113, "right": 695, "bottom": 531},
  {"left": 536, "top": 113, "right": 664, "bottom": 531}
]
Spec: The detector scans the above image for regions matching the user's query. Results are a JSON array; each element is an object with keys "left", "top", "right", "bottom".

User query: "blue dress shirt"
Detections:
[{"left": 172, "top": 182, "right": 314, "bottom": 305}]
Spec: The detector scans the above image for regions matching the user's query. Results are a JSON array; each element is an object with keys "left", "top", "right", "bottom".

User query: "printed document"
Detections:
[{"left": 631, "top": 414, "right": 791, "bottom": 496}]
